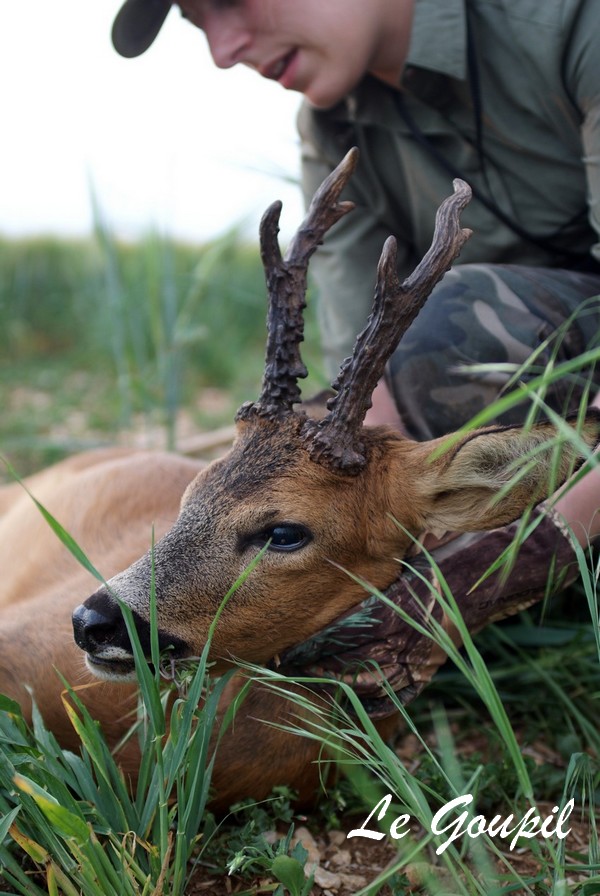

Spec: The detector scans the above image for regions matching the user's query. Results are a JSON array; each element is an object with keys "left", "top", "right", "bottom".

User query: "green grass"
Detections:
[
  {"left": 243, "top": 596, "right": 600, "bottom": 894},
  {"left": 0, "top": 601, "right": 233, "bottom": 896}
]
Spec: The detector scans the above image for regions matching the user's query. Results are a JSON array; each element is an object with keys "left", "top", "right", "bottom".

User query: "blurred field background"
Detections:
[
  {"left": 0, "top": 222, "right": 325, "bottom": 481},
  {"left": 1, "top": 0, "right": 307, "bottom": 483}
]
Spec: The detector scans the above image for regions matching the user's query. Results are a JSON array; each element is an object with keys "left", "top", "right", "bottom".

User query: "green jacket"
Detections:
[{"left": 299, "top": 0, "right": 600, "bottom": 375}]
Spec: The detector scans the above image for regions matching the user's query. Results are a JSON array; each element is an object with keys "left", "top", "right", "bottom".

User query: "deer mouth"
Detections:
[
  {"left": 83, "top": 640, "right": 195, "bottom": 683},
  {"left": 84, "top": 651, "right": 138, "bottom": 682},
  {"left": 72, "top": 593, "right": 191, "bottom": 682}
]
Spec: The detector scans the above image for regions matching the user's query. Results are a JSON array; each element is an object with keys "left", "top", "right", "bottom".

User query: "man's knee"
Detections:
[{"left": 387, "top": 263, "right": 600, "bottom": 439}]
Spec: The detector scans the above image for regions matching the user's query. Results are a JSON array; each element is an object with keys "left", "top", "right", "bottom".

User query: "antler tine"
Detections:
[
  {"left": 237, "top": 147, "right": 358, "bottom": 423},
  {"left": 303, "top": 179, "right": 473, "bottom": 473}
]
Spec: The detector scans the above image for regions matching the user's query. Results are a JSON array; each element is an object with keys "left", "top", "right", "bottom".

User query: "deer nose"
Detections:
[
  {"left": 72, "top": 589, "right": 191, "bottom": 661},
  {"left": 72, "top": 591, "right": 131, "bottom": 655}
]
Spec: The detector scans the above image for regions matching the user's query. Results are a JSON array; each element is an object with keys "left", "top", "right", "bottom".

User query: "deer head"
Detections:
[{"left": 72, "top": 148, "right": 600, "bottom": 681}]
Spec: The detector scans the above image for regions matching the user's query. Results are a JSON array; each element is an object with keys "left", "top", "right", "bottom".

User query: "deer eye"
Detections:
[{"left": 251, "top": 524, "right": 312, "bottom": 553}]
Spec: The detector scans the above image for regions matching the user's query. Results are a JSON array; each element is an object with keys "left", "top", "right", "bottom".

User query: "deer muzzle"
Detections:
[{"left": 72, "top": 588, "right": 189, "bottom": 681}]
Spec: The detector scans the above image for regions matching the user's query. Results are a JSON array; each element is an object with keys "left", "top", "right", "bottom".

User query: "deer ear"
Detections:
[{"left": 418, "top": 411, "right": 600, "bottom": 536}]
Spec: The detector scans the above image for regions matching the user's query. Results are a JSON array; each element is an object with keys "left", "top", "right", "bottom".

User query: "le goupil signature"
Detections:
[{"left": 346, "top": 793, "right": 575, "bottom": 855}]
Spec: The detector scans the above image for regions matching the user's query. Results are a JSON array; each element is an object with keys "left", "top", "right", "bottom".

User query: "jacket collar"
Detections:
[{"left": 404, "top": 0, "right": 467, "bottom": 82}]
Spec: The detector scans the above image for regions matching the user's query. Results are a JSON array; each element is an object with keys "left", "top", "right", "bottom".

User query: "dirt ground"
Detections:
[{"left": 183, "top": 809, "right": 596, "bottom": 896}]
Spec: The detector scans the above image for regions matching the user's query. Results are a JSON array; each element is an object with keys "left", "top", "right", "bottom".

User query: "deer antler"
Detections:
[
  {"left": 237, "top": 148, "right": 358, "bottom": 422},
  {"left": 303, "top": 179, "right": 473, "bottom": 473}
]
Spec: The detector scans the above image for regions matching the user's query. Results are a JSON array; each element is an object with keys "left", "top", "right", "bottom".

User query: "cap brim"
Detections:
[{"left": 112, "top": 0, "right": 172, "bottom": 58}]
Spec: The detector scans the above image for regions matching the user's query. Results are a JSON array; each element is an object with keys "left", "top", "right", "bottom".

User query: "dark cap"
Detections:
[{"left": 112, "top": 0, "right": 172, "bottom": 58}]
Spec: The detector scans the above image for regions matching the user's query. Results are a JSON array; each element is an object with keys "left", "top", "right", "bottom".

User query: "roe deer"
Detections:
[{"left": 1, "top": 148, "right": 598, "bottom": 808}]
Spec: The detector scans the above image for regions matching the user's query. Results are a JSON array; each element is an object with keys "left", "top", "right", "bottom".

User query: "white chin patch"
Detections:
[{"left": 85, "top": 653, "right": 138, "bottom": 683}]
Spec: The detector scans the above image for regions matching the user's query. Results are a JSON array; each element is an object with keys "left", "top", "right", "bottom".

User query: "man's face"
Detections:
[{"left": 176, "top": 0, "right": 412, "bottom": 109}]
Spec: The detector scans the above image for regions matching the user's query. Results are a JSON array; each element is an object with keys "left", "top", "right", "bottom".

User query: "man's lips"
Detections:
[{"left": 260, "top": 49, "right": 298, "bottom": 83}]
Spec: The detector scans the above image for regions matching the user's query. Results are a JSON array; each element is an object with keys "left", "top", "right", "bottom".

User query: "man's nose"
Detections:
[{"left": 203, "top": 10, "right": 251, "bottom": 69}]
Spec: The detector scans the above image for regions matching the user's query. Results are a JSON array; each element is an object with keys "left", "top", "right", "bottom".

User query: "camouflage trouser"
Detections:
[{"left": 387, "top": 264, "right": 600, "bottom": 440}]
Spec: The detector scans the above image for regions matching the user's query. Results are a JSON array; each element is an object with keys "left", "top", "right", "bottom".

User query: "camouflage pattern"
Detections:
[
  {"left": 279, "top": 506, "right": 578, "bottom": 718},
  {"left": 387, "top": 264, "right": 600, "bottom": 440}
]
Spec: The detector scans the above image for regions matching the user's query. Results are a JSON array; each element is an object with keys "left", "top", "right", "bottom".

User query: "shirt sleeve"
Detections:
[
  {"left": 564, "top": 0, "right": 600, "bottom": 263},
  {"left": 581, "top": 108, "right": 600, "bottom": 264}
]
